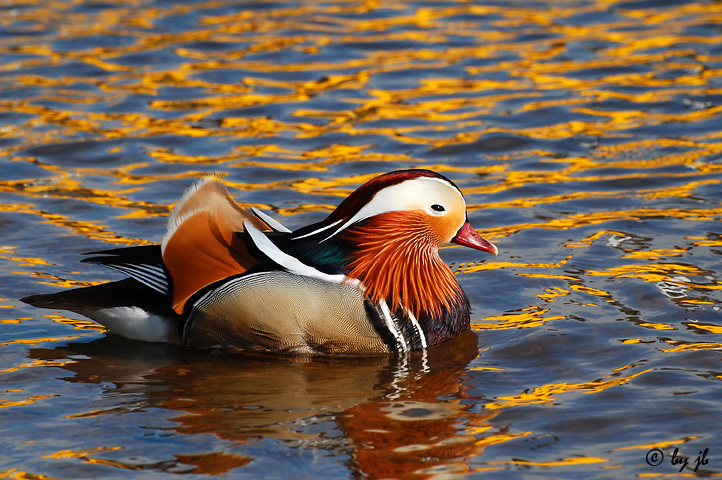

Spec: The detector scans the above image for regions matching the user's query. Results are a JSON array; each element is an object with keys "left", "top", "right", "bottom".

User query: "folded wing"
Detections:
[{"left": 161, "top": 176, "right": 271, "bottom": 313}]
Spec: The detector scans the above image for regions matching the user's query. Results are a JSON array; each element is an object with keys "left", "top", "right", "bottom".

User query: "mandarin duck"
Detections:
[{"left": 23, "top": 169, "right": 498, "bottom": 354}]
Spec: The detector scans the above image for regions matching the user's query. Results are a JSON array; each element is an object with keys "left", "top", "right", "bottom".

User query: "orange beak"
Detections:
[{"left": 452, "top": 222, "right": 498, "bottom": 256}]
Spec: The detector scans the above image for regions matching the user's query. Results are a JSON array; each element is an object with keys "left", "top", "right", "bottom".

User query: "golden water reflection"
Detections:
[{"left": 2, "top": 0, "right": 722, "bottom": 477}]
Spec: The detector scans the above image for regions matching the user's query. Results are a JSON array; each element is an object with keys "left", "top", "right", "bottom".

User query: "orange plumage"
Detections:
[
  {"left": 161, "top": 178, "right": 267, "bottom": 313},
  {"left": 342, "top": 211, "right": 463, "bottom": 320}
]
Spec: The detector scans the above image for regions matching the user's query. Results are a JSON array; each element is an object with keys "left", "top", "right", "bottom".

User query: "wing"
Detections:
[{"left": 161, "top": 176, "right": 284, "bottom": 314}]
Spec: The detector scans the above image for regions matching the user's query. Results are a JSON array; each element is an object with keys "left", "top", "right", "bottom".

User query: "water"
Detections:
[{"left": 1, "top": 0, "right": 722, "bottom": 478}]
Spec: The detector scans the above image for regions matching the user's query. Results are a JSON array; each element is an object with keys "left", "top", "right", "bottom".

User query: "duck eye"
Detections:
[{"left": 431, "top": 204, "right": 445, "bottom": 212}]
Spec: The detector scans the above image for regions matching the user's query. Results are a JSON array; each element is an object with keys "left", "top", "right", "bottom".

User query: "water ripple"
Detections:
[{"left": 2, "top": 0, "right": 722, "bottom": 478}]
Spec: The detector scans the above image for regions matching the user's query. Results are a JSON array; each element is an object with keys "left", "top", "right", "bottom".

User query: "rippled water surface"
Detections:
[{"left": 2, "top": 0, "right": 722, "bottom": 478}]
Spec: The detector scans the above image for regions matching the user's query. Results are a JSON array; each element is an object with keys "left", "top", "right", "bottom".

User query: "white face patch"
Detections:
[{"left": 321, "top": 176, "right": 466, "bottom": 242}]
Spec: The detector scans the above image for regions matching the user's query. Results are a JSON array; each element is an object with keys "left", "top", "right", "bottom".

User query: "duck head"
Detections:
[{"left": 291, "top": 169, "right": 497, "bottom": 321}]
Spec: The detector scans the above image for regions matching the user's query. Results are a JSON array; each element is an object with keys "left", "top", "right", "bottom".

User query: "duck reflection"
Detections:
[{"left": 29, "top": 331, "right": 498, "bottom": 477}]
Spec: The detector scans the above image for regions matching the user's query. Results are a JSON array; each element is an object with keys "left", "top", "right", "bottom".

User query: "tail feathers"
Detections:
[
  {"left": 82, "top": 245, "right": 170, "bottom": 296},
  {"left": 22, "top": 278, "right": 169, "bottom": 313},
  {"left": 21, "top": 278, "right": 182, "bottom": 344}
]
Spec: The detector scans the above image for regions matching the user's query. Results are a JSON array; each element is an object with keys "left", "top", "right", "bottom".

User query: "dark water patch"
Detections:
[
  {"left": 52, "top": 34, "right": 139, "bottom": 52},
  {"left": 113, "top": 49, "right": 186, "bottom": 69},
  {"left": 614, "top": 0, "right": 693, "bottom": 10},
  {"left": 9, "top": 61, "right": 112, "bottom": 80},
  {"left": 22, "top": 140, "right": 131, "bottom": 167},
  {"left": 428, "top": 133, "right": 585, "bottom": 158},
  {"left": 566, "top": 64, "right": 652, "bottom": 80},
  {"left": 0, "top": 159, "right": 52, "bottom": 181},
  {"left": 179, "top": 40, "right": 241, "bottom": 52},
  {"left": 0, "top": 111, "right": 35, "bottom": 127}
]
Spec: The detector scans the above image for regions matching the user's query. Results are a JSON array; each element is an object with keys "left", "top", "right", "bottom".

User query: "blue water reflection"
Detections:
[{"left": 2, "top": 0, "right": 722, "bottom": 478}]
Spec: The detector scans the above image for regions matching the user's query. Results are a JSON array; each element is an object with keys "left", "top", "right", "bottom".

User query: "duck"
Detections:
[{"left": 23, "top": 169, "right": 498, "bottom": 355}]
